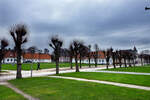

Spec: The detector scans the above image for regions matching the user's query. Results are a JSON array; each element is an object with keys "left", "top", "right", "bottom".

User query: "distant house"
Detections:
[
  {"left": 72, "top": 51, "right": 113, "bottom": 64},
  {"left": 3, "top": 50, "right": 21, "bottom": 63},
  {"left": 3, "top": 51, "right": 51, "bottom": 64},
  {"left": 59, "top": 48, "right": 70, "bottom": 63},
  {"left": 58, "top": 50, "right": 112, "bottom": 64},
  {"left": 23, "top": 53, "right": 51, "bottom": 63}
]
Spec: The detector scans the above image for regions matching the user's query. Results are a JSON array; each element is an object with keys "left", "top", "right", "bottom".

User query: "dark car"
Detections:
[{"left": 24, "top": 61, "right": 32, "bottom": 63}]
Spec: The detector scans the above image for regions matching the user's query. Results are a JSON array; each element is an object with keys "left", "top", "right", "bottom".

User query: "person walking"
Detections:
[{"left": 37, "top": 62, "right": 41, "bottom": 70}]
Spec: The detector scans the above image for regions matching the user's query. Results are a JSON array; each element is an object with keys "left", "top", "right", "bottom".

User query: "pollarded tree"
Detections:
[
  {"left": 126, "top": 51, "right": 132, "bottom": 67},
  {"left": 79, "top": 44, "right": 88, "bottom": 69},
  {"left": 93, "top": 44, "right": 99, "bottom": 67},
  {"left": 87, "top": 45, "right": 91, "bottom": 68},
  {"left": 116, "top": 50, "right": 122, "bottom": 68},
  {"left": 49, "top": 35, "right": 63, "bottom": 74},
  {"left": 0, "top": 39, "right": 9, "bottom": 72},
  {"left": 10, "top": 24, "right": 28, "bottom": 79},
  {"left": 71, "top": 40, "right": 81, "bottom": 72},
  {"left": 103, "top": 48, "right": 111, "bottom": 69},
  {"left": 121, "top": 50, "right": 128, "bottom": 67}
]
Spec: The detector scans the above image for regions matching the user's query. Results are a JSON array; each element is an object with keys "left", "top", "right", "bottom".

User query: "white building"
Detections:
[
  {"left": 3, "top": 51, "right": 51, "bottom": 64},
  {"left": 60, "top": 51, "right": 113, "bottom": 64},
  {"left": 23, "top": 53, "right": 51, "bottom": 63}
]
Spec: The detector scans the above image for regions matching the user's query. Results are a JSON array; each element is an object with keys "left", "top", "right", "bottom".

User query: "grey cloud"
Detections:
[{"left": 0, "top": 0, "right": 150, "bottom": 52}]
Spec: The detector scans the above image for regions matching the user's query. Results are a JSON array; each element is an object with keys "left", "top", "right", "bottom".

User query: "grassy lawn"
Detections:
[
  {"left": 9, "top": 77, "right": 150, "bottom": 100},
  {"left": 0, "top": 85, "right": 26, "bottom": 100},
  {"left": 59, "top": 72, "right": 150, "bottom": 87},
  {"left": 103, "top": 65, "right": 150, "bottom": 73},
  {"left": 1, "top": 63, "right": 94, "bottom": 70}
]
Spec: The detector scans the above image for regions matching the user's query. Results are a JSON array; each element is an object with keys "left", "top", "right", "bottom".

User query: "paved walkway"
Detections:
[
  {"left": 86, "top": 71, "right": 150, "bottom": 75},
  {"left": 0, "top": 82, "right": 39, "bottom": 100},
  {"left": 0, "top": 67, "right": 105, "bottom": 82},
  {"left": 49, "top": 76, "right": 150, "bottom": 91}
]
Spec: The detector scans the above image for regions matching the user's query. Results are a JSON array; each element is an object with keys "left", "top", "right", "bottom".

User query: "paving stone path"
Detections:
[
  {"left": 0, "top": 82, "right": 39, "bottom": 100},
  {"left": 49, "top": 76, "right": 150, "bottom": 91}
]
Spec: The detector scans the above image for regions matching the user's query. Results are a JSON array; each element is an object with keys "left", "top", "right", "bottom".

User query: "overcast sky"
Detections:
[{"left": 0, "top": 0, "right": 150, "bottom": 52}]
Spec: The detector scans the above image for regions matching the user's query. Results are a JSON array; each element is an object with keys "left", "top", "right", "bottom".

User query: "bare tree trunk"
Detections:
[
  {"left": 113, "top": 58, "right": 116, "bottom": 68},
  {"left": 106, "top": 61, "right": 109, "bottom": 69},
  {"left": 70, "top": 57, "right": 73, "bottom": 69},
  {"left": 141, "top": 58, "right": 143, "bottom": 66},
  {"left": 16, "top": 49, "right": 22, "bottom": 79},
  {"left": 88, "top": 58, "right": 91, "bottom": 68},
  {"left": 124, "top": 58, "right": 127, "bottom": 67},
  {"left": 56, "top": 59, "right": 59, "bottom": 74},
  {"left": 94, "top": 58, "right": 97, "bottom": 67},
  {"left": 75, "top": 56, "right": 79, "bottom": 72},
  {"left": 79, "top": 57, "right": 82, "bottom": 68},
  {"left": 119, "top": 59, "right": 122, "bottom": 68}
]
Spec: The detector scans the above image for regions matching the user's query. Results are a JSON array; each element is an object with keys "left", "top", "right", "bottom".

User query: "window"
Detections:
[
  {"left": 7, "top": 59, "right": 9, "bottom": 62},
  {"left": 99, "top": 59, "right": 101, "bottom": 62}
]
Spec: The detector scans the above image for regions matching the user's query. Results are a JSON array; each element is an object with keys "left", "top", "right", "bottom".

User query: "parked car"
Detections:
[{"left": 24, "top": 61, "right": 32, "bottom": 63}]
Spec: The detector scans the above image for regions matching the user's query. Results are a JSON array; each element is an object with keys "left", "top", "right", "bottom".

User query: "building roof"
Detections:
[
  {"left": 4, "top": 51, "right": 16, "bottom": 58},
  {"left": 23, "top": 53, "right": 51, "bottom": 59},
  {"left": 90, "top": 51, "right": 105, "bottom": 59},
  {"left": 74, "top": 51, "right": 105, "bottom": 59},
  {"left": 4, "top": 51, "right": 51, "bottom": 60}
]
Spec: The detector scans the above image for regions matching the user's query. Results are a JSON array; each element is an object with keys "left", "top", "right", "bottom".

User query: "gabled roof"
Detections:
[
  {"left": 89, "top": 51, "right": 105, "bottom": 59},
  {"left": 23, "top": 53, "right": 51, "bottom": 59},
  {"left": 73, "top": 51, "right": 105, "bottom": 59},
  {"left": 4, "top": 51, "right": 51, "bottom": 60},
  {"left": 4, "top": 51, "right": 16, "bottom": 58}
]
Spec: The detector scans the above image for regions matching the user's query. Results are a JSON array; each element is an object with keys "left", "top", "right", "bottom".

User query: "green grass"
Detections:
[
  {"left": 103, "top": 65, "right": 150, "bottom": 73},
  {"left": 9, "top": 77, "right": 150, "bottom": 100},
  {"left": 0, "top": 85, "right": 26, "bottom": 100},
  {"left": 59, "top": 72, "right": 150, "bottom": 87},
  {"left": 1, "top": 62, "right": 94, "bottom": 70}
]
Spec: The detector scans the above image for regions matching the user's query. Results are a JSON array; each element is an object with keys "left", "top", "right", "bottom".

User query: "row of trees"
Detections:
[
  {"left": 49, "top": 36, "right": 150, "bottom": 75},
  {"left": 103, "top": 47, "right": 150, "bottom": 69},
  {"left": 103, "top": 47, "right": 137, "bottom": 69},
  {"left": 49, "top": 36, "right": 102, "bottom": 74},
  {"left": 1, "top": 24, "right": 150, "bottom": 79},
  {"left": 0, "top": 39, "right": 9, "bottom": 72}
]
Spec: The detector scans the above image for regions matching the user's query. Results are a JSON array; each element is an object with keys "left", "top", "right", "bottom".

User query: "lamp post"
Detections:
[
  {"left": 30, "top": 47, "right": 36, "bottom": 77},
  {"left": 30, "top": 48, "right": 35, "bottom": 77}
]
